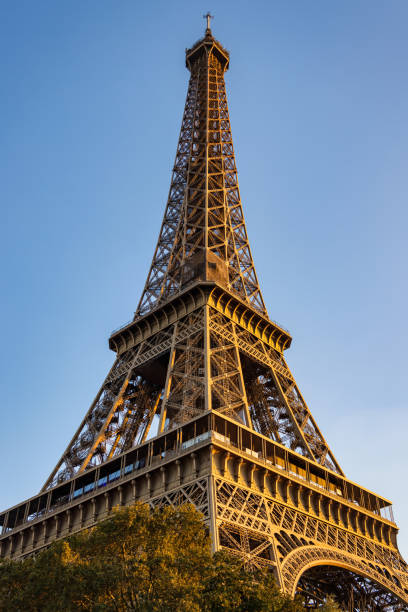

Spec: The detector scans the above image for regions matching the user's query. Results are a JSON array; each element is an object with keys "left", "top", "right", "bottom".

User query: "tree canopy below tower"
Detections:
[{"left": 0, "top": 503, "right": 340, "bottom": 611}]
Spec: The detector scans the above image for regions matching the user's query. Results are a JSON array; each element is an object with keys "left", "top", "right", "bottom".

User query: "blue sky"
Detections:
[{"left": 1, "top": 1, "right": 408, "bottom": 559}]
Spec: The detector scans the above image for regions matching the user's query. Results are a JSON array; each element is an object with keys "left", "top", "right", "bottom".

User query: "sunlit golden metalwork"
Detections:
[{"left": 1, "top": 23, "right": 407, "bottom": 610}]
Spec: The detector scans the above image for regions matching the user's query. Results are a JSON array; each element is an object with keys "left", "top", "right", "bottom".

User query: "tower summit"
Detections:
[{"left": 1, "top": 22, "right": 407, "bottom": 609}]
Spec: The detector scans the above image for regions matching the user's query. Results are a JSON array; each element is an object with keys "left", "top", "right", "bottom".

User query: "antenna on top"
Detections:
[{"left": 203, "top": 12, "right": 213, "bottom": 33}]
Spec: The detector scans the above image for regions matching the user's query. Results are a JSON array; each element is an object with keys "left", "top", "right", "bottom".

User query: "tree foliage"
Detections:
[{"left": 0, "top": 503, "right": 340, "bottom": 611}]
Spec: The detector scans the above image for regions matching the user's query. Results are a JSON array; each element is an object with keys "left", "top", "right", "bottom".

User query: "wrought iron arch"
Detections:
[{"left": 281, "top": 545, "right": 408, "bottom": 606}]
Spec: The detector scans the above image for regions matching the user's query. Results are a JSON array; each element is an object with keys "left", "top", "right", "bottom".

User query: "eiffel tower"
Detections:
[{"left": 1, "top": 19, "right": 408, "bottom": 610}]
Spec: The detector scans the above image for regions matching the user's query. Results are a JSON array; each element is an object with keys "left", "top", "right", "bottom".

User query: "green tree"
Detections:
[
  {"left": 201, "top": 550, "right": 304, "bottom": 611},
  {"left": 0, "top": 503, "right": 337, "bottom": 611},
  {"left": 319, "top": 596, "right": 341, "bottom": 611}
]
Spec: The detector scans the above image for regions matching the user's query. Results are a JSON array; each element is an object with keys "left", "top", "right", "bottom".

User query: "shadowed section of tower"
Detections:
[{"left": 136, "top": 29, "right": 267, "bottom": 319}]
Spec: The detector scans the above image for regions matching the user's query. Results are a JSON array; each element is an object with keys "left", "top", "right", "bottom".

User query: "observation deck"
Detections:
[
  {"left": 0, "top": 411, "right": 397, "bottom": 561},
  {"left": 109, "top": 280, "right": 292, "bottom": 355}
]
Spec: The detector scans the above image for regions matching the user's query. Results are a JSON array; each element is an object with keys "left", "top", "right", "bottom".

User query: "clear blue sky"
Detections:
[{"left": 1, "top": 1, "right": 407, "bottom": 559}]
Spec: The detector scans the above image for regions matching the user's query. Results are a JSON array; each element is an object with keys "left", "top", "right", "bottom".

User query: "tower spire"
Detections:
[
  {"left": 136, "top": 27, "right": 266, "bottom": 319},
  {"left": 203, "top": 12, "right": 213, "bottom": 34}
]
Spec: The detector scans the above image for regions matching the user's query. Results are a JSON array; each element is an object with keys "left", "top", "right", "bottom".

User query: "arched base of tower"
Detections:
[{"left": 296, "top": 565, "right": 407, "bottom": 611}]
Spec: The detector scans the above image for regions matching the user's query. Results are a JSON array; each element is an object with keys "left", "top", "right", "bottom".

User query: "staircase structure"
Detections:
[{"left": 1, "top": 21, "right": 407, "bottom": 610}]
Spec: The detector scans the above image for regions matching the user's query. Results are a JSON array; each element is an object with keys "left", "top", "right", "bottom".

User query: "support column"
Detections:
[
  {"left": 246, "top": 463, "right": 255, "bottom": 488},
  {"left": 41, "top": 520, "right": 48, "bottom": 546},
  {"left": 158, "top": 323, "right": 178, "bottom": 433},
  {"left": 146, "top": 473, "right": 152, "bottom": 499},
  {"left": 231, "top": 321, "right": 252, "bottom": 428},
  {"left": 29, "top": 525, "right": 35, "bottom": 552},
  {"left": 62, "top": 509, "right": 71, "bottom": 537},
  {"left": 204, "top": 306, "right": 212, "bottom": 412},
  {"left": 78, "top": 503, "right": 84, "bottom": 529},
  {"left": 104, "top": 493, "right": 110, "bottom": 516},
  {"left": 160, "top": 466, "right": 166, "bottom": 493},
  {"left": 208, "top": 476, "right": 219, "bottom": 552}
]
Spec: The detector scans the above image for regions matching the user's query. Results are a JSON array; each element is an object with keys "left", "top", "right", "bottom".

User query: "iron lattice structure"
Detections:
[{"left": 1, "top": 25, "right": 408, "bottom": 611}]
